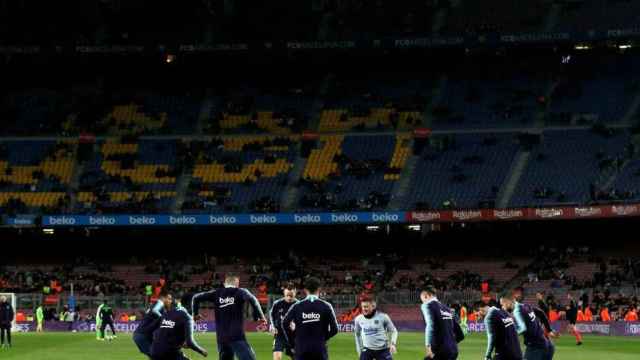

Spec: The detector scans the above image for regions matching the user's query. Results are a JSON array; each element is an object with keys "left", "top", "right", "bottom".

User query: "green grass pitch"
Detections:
[{"left": 1, "top": 332, "right": 638, "bottom": 360}]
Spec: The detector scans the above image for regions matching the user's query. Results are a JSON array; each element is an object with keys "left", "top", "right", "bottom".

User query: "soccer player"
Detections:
[
  {"left": 96, "top": 301, "right": 105, "bottom": 340},
  {"left": 501, "top": 294, "right": 555, "bottom": 360},
  {"left": 0, "top": 295, "right": 14, "bottom": 349},
  {"left": 269, "top": 283, "right": 299, "bottom": 360},
  {"left": 535, "top": 293, "right": 549, "bottom": 316},
  {"left": 150, "top": 304, "right": 208, "bottom": 360},
  {"left": 36, "top": 305, "right": 44, "bottom": 333},
  {"left": 191, "top": 273, "right": 267, "bottom": 360},
  {"left": 281, "top": 277, "right": 339, "bottom": 360},
  {"left": 478, "top": 303, "right": 522, "bottom": 360},
  {"left": 134, "top": 291, "right": 173, "bottom": 358},
  {"left": 420, "top": 286, "right": 464, "bottom": 360},
  {"left": 459, "top": 303, "right": 468, "bottom": 336},
  {"left": 354, "top": 298, "right": 398, "bottom": 360},
  {"left": 99, "top": 301, "right": 117, "bottom": 341},
  {"left": 565, "top": 293, "right": 582, "bottom": 345}
]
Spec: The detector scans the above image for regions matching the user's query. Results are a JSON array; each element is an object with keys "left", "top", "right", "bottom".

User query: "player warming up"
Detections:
[
  {"left": 191, "top": 273, "right": 267, "bottom": 360},
  {"left": 502, "top": 293, "right": 555, "bottom": 360},
  {"left": 565, "top": 293, "right": 583, "bottom": 346},
  {"left": 96, "top": 301, "right": 105, "bottom": 340},
  {"left": 354, "top": 298, "right": 398, "bottom": 360},
  {"left": 0, "top": 296, "right": 14, "bottom": 349},
  {"left": 99, "top": 301, "right": 117, "bottom": 341},
  {"left": 36, "top": 305, "right": 44, "bottom": 333},
  {"left": 281, "top": 277, "right": 339, "bottom": 360},
  {"left": 151, "top": 303, "right": 208, "bottom": 360},
  {"left": 420, "top": 286, "right": 464, "bottom": 360},
  {"left": 134, "top": 290, "right": 174, "bottom": 358},
  {"left": 269, "top": 283, "right": 299, "bottom": 360},
  {"left": 479, "top": 302, "right": 522, "bottom": 360}
]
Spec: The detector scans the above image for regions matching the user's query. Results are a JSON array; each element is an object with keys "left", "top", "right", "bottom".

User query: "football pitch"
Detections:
[{"left": 1, "top": 332, "right": 638, "bottom": 360}]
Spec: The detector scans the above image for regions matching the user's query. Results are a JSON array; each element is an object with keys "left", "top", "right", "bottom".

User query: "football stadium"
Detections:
[{"left": 1, "top": 1, "right": 640, "bottom": 359}]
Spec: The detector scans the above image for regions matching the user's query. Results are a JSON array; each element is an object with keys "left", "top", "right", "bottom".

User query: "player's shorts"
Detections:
[
  {"left": 295, "top": 350, "right": 328, "bottom": 360},
  {"left": 545, "top": 342, "right": 555, "bottom": 360},
  {"left": 219, "top": 340, "right": 257, "bottom": 360},
  {"left": 523, "top": 345, "right": 549, "bottom": 360},
  {"left": 360, "top": 348, "right": 393, "bottom": 360},
  {"left": 151, "top": 351, "right": 191, "bottom": 360},
  {"left": 495, "top": 354, "right": 523, "bottom": 360},
  {"left": 273, "top": 335, "right": 294, "bottom": 356},
  {"left": 133, "top": 332, "right": 153, "bottom": 356},
  {"left": 428, "top": 352, "right": 458, "bottom": 360}
]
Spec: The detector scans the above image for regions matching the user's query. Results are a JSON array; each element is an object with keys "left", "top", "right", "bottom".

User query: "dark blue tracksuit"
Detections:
[
  {"left": 484, "top": 307, "right": 523, "bottom": 360},
  {"left": 191, "top": 287, "right": 265, "bottom": 360},
  {"left": 281, "top": 295, "right": 339, "bottom": 360},
  {"left": 134, "top": 300, "right": 165, "bottom": 357},
  {"left": 151, "top": 307, "right": 206, "bottom": 360},
  {"left": 269, "top": 298, "right": 299, "bottom": 355},
  {"left": 421, "top": 298, "right": 464, "bottom": 360},
  {"left": 0, "top": 301, "right": 14, "bottom": 346},
  {"left": 513, "top": 302, "right": 552, "bottom": 360}
]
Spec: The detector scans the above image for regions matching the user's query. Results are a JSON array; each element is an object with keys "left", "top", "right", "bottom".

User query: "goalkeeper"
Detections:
[
  {"left": 459, "top": 303, "right": 468, "bottom": 336},
  {"left": 36, "top": 305, "right": 44, "bottom": 332},
  {"left": 96, "top": 301, "right": 105, "bottom": 340}
]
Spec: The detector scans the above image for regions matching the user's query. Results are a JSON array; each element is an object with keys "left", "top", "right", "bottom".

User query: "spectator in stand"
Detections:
[
  {"left": 624, "top": 306, "right": 638, "bottom": 322},
  {"left": 600, "top": 306, "right": 611, "bottom": 322}
]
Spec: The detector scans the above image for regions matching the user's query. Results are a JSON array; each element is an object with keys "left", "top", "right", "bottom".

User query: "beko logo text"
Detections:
[
  {"left": 250, "top": 215, "right": 277, "bottom": 224},
  {"left": 48, "top": 217, "right": 76, "bottom": 225},
  {"left": 209, "top": 215, "right": 237, "bottom": 224},
  {"left": 169, "top": 216, "right": 197, "bottom": 224},
  {"left": 302, "top": 313, "right": 321, "bottom": 322},
  {"left": 331, "top": 214, "right": 358, "bottom": 222},
  {"left": 129, "top": 216, "right": 156, "bottom": 225},
  {"left": 294, "top": 214, "right": 322, "bottom": 223},
  {"left": 89, "top": 217, "right": 116, "bottom": 225},
  {"left": 372, "top": 213, "right": 399, "bottom": 222}
]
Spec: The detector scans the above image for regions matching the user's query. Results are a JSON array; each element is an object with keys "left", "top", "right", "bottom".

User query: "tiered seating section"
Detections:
[
  {"left": 432, "top": 62, "right": 546, "bottom": 129},
  {"left": 319, "top": 75, "right": 427, "bottom": 132},
  {"left": 442, "top": 0, "right": 548, "bottom": 34},
  {"left": 510, "top": 129, "right": 632, "bottom": 207},
  {"left": 549, "top": 56, "right": 640, "bottom": 125},
  {"left": 206, "top": 81, "right": 315, "bottom": 135},
  {"left": 76, "top": 140, "right": 177, "bottom": 213},
  {"left": 0, "top": 141, "right": 75, "bottom": 214},
  {"left": 410, "top": 133, "right": 518, "bottom": 209},
  {"left": 556, "top": 0, "right": 640, "bottom": 32},
  {"left": 298, "top": 134, "right": 410, "bottom": 211},
  {"left": 182, "top": 136, "right": 299, "bottom": 213}
]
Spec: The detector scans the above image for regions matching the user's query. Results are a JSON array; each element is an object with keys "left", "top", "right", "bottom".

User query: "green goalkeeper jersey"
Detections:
[
  {"left": 96, "top": 304, "right": 105, "bottom": 323},
  {"left": 36, "top": 306, "right": 44, "bottom": 322}
]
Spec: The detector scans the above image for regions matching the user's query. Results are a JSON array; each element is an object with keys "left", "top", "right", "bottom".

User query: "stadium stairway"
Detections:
[
  {"left": 387, "top": 150, "right": 418, "bottom": 211},
  {"left": 537, "top": 79, "right": 559, "bottom": 127},
  {"left": 497, "top": 151, "right": 532, "bottom": 208},
  {"left": 620, "top": 87, "right": 640, "bottom": 125},
  {"left": 67, "top": 156, "right": 84, "bottom": 212},
  {"left": 431, "top": 4, "right": 449, "bottom": 33},
  {"left": 422, "top": 75, "right": 447, "bottom": 129},
  {"left": 172, "top": 171, "right": 192, "bottom": 213},
  {"left": 543, "top": 2, "right": 563, "bottom": 32},
  {"left": 308, "top": 73, "right": 334, "bottom": 132},
  {"left": 195, "top": 89, "right": 217, "bottom": 135},
  {"left": 280, "top": 155, "right": 307, "bottom": 212}
]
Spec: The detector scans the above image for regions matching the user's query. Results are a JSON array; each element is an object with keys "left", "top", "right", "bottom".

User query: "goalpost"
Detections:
[{"left": 0, "top": 293, "right": 17, "bottom": 332}]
